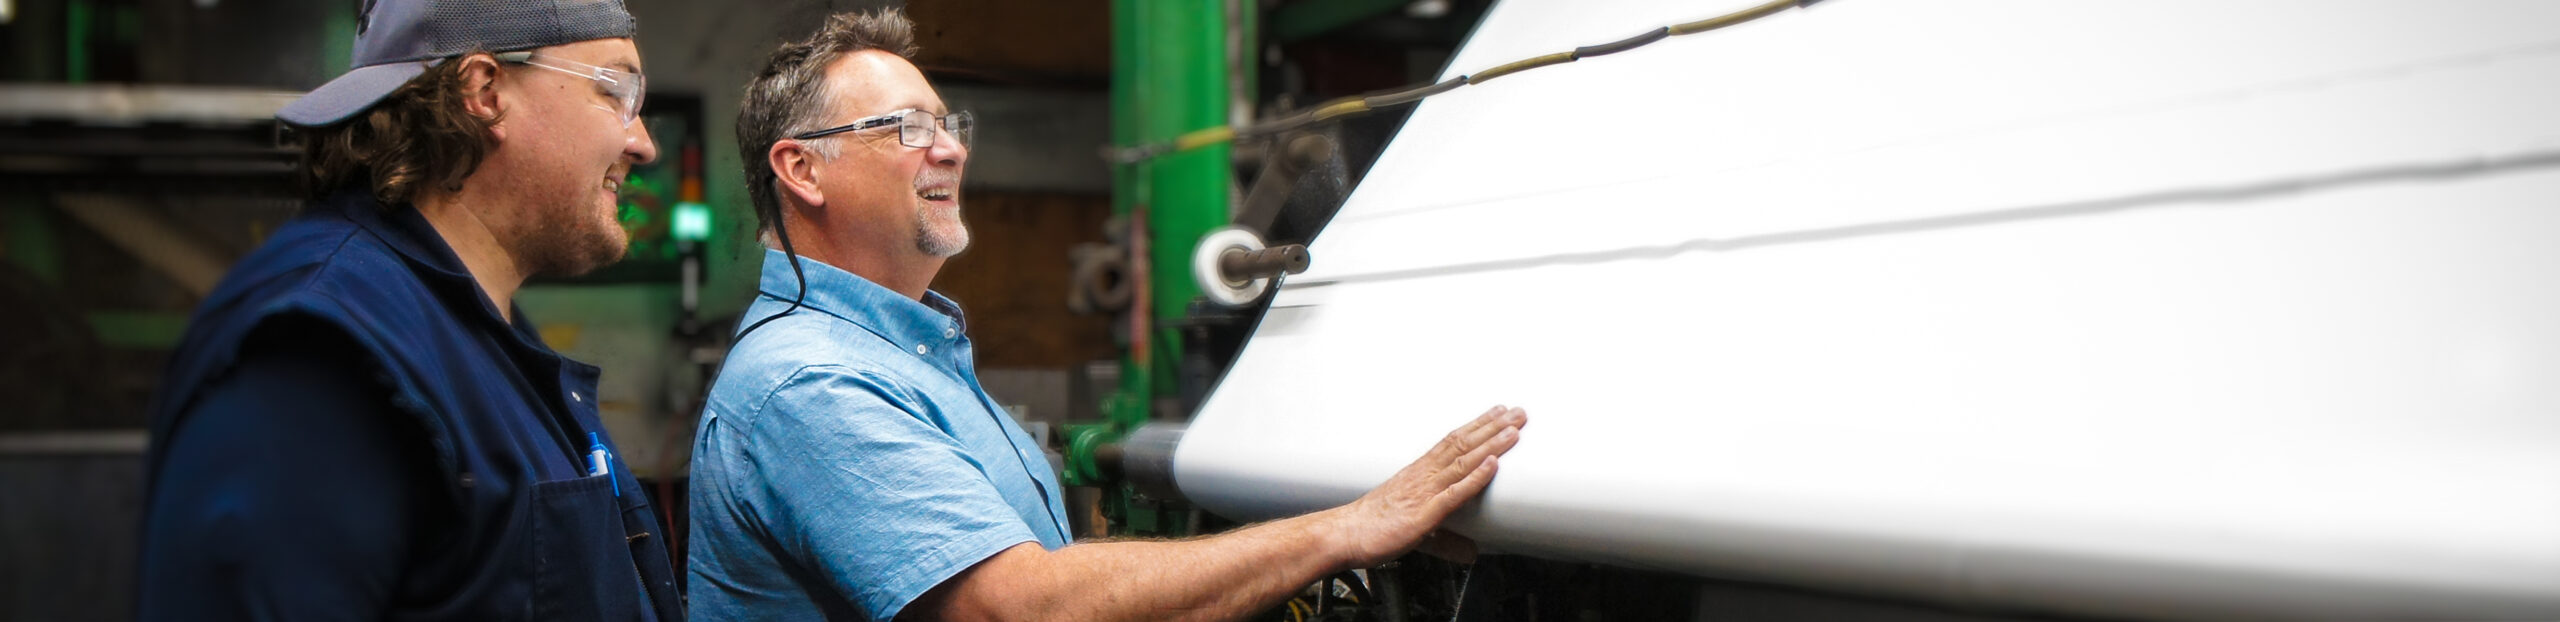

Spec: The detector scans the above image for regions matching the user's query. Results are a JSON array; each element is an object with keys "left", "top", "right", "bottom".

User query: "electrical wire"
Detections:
[
  {"left": 1107, "top": 0, "right": 1827, "bottom": 164},
  {"left": 733, "top": 202, "right": 810, "bottom": 341},
  {"left": 1331, "top": 570, "right": 1372, "bottom": 604}
]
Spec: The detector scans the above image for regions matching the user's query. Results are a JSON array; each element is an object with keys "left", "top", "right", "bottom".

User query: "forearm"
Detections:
[
  {"left": 1065, "top": 508, "right": 1353, "bottom": 621},
  {"left": 947, "top": 508, "right": 1355, "bottom": 622},
  {"left": 915, "top": 406, "right": 1527, "bottom": 622}
]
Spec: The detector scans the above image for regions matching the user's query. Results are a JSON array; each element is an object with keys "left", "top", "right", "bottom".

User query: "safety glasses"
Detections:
[
  {"left": 791, "top": 108, "right": 973, "bottom": 150},
  {"left": 495, "top": 50, "right": 646, "bottom": 128}
]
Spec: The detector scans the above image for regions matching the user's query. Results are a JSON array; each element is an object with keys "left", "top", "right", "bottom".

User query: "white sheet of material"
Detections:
[{"left": 1172, "top": 1, "right": 2560, "bottom": 619}]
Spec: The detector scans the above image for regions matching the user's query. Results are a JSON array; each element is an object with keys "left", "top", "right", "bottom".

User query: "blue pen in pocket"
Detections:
[{"left": 587, "top": 432, "right": 618, "bottom": 497}]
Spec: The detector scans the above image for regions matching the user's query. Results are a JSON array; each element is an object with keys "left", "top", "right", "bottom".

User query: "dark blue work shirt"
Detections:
[{"left": 139, "top": 189, "right": 681, "bottom": 621}]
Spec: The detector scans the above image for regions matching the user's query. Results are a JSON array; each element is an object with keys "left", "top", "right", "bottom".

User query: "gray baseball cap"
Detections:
[{"left": 277, "top": 0, "right": 637, "bottom": 127}]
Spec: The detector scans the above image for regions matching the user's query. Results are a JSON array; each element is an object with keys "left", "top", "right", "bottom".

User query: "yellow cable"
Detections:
[
  {"left": 1670, "top": 0, "right": 1798, "bottom": 35},
  {"left": 1309, "top": 98, "right": 1371, "bottom": 122},
  {"left": 1172, "top": 126, "right": 1236, "bottom": 151},
  {"left": 1467, "top": 51, "right": 1577, "bottom": 84}
]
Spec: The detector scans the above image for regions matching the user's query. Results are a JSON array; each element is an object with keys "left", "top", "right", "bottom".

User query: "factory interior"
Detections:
[{"left": 6, "top": 0, "right": 2560, "bottom": 620}]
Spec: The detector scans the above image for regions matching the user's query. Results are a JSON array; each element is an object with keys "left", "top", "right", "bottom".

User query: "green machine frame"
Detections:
[{"left": 1061, "top": 0, "right": 1245, "bottom": 536}]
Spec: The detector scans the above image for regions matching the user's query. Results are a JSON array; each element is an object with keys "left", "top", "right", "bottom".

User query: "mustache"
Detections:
[{"left": 913, "top": 167, "right": 962, "bottom": 189}]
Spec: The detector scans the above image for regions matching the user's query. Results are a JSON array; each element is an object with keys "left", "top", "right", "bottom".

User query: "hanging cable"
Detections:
[
  {"left": 733, "top": 202, "right": 811, "bottom": 341},
  {"left": 1106, "top": 0, "right": 1827, "bottom": 164}
]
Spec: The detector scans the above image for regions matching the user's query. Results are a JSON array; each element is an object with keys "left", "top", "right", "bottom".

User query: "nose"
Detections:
[
  {"left": 926, "top": 124, "right": 966, "bottom": 169},
  {"left": 625, "top": 117, "right": 660, "bottom": 165}
]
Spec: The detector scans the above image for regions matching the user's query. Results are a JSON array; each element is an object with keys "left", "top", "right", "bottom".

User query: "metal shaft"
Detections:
[
  {"left": 1094, "top": 422, "right": 1187, "bottom": 501},
  {"left": 1219, "top": 244, "right": 1311, "bottom": 283}
]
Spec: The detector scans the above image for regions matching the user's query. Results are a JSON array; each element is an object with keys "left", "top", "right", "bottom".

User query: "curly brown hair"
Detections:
[
  {"left": 296, "top": 56, "right": 503, "bottom": 204},
  {"left": 736, "top": 9, "right": 919, "bottom": 239}
]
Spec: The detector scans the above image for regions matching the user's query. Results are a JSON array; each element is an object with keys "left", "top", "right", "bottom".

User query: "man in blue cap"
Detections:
[{"left": 136, "top": 0, "right": 677, "bottom": 619}]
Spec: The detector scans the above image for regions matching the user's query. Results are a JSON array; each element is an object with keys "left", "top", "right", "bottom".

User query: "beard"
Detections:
[
  {"left": 520, "top": 199, "right": 630, "bottom": 277},
  {"left": 913, "top": 199, "right": 969, "bottom": 258}
]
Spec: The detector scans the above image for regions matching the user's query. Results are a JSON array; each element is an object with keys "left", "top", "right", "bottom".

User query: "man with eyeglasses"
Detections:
[
  {"left": 686, "top": 9, "right": 1527, "bottom": 621},
  {"left": 137, "top": 0, "right": 680, "bottom": 619}
]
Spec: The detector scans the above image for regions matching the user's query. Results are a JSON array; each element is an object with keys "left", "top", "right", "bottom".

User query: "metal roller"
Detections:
[
  {"left": 1093, "top": 422, "right": 1186, "bottom": 501},
  {"left": 1193, "top": 227, "right": 1311, "bottom": 307}
]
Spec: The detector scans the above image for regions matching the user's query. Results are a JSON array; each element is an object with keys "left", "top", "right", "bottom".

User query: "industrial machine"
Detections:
[{"left": 1063, "top": 1, "right": 2560, "bottom": 620}]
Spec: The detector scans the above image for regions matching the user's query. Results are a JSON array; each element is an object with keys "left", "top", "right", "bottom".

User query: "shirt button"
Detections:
[
  {"left": 944, "top": 327, "right": 957, "bottom": 338},
  {"left": 916, "top": 344, "right": 931, "bottom": 355},
  {"left": 570, "top": 392, "right": 583, "bottom": 403}
]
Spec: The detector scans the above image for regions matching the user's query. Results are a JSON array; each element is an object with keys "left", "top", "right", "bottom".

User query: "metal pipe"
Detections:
[
  {"left": 1219, "top": 244, "right": 1311, "bottom": 283},
  {"left": 1104, "top": 422, "right": 1186, "bottom": 501},
  {"left": 1236, "top": 134, "right": 1336, "bottom": 234}
]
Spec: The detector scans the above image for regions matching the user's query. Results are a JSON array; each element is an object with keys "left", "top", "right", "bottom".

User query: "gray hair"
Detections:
[{"left": 735, "top": 8, "right": 919, "bottom": 238}]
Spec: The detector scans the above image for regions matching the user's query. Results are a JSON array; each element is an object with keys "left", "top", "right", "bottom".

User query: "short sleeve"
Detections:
[{"left": 724, "top": 365, "right": 1040, "bottom": 621}]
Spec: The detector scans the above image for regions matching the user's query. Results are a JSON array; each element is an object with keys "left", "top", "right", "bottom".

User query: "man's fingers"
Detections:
[
  {"left": 1358, "top": 410, "right": 1522, "bottom": 569},
  {"left": 1435, "top": 406, "right": 1509, "bottom": 454},
  {"left": 1419, "top": 409, "right": 1525, "bottom": 489},
  {"left": 1448, "top": 411, "right": 1510, "bottom": 452},
  {"left": 1393, "top": 407, "right": 1527, "bottom": 498},
  {"left": 1443, "top": 406, "right": 1523, "bottom": 457},
  {"left": 1440, "top": 426, "right": 1519, "bottom": 481},
  {"left": 1427, "top": 455, "right": 1501, "bottom": 516},
  {"left": 1415, "top": 405, "right": 1515, "bottom": 470}
]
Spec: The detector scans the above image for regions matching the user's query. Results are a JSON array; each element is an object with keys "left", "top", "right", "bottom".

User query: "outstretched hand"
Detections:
[{"left": 1326, "top": 405, "right": 1528, "bottom": 569}]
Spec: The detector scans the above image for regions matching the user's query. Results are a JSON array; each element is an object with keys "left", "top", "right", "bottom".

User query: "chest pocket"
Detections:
[{"left": 527, "top": 474, "right": 651, "bottom": 622}]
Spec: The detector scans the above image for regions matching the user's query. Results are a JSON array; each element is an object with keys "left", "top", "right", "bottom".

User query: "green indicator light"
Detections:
[{"left": 673, "top": 201, "right": 711, "bottom": 242}]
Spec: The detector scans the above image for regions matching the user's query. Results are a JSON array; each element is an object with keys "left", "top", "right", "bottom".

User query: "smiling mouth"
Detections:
[
  {"left": 603, "top": 177, "right": 623, "bottom": 194},
  {"left": 918, "top": 187, "right": 954, "bottom": 202}
]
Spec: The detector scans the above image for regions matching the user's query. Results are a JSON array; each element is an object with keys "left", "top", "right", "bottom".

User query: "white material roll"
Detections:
[
  {"left": 1174, "top": 1, "right": 2560, "bottom": 619},
  {"left": 1194, "top": 227, "right": 1274, "bottom": 307}
]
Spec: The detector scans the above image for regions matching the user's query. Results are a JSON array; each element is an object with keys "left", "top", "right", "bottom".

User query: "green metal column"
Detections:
[
  {"left": 1139, "top": 0, "right": 1231, "bottom": 404},
  {"left": 1071, "top": 0, "right": 1235, "bottom": 534},
  {"left": 1104, "top": 0, "right": 1149, "bottom": 435},
  {"left": 1102, "top": 0, "right": 1233, "bottom": 433},
  {"left": 1070, "top": 0, "right": 1146, "bottom": 492}
]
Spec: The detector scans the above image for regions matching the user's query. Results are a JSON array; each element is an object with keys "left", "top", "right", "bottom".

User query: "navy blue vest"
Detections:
[{"left": 148, "top": 190, "right": 682, "bottom": 620}]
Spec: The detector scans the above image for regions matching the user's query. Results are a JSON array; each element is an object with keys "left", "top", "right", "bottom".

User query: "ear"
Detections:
[
  {"left": 452, "top": 53, "right": 507, "bottom": 140},
  {"left": 770, "top": 139, "right": 827, "bottom": 210}
]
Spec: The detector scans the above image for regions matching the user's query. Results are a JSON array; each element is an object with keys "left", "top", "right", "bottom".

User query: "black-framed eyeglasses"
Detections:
[{"left": 791, "top": 108, "right": 973, "bottom": 150}]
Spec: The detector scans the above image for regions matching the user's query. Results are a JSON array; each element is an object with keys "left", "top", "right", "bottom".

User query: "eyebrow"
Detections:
[{"left": 894, "top": 103, "right": 948, "bottom": 116}]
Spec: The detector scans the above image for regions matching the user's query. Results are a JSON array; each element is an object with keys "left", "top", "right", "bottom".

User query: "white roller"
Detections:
[
  {"left": 1194, "top": 227, "right": 1274, "bottom": 307},
  {"left": 1174, "top": 1, "right": 2560, "bottom": 619}
]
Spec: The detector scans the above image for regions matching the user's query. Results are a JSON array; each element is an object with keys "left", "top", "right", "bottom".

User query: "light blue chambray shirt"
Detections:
[{"left": 687, "top": 249, "right": 1071, "bottom": 621}]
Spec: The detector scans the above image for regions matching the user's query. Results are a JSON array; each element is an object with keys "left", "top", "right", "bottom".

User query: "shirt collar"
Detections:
[
  {"left": 753, "top": 247, "right": 966, "bottom": 346},
  {"left": 320, "top": 188, "right": 553, "bottom": 349},
  {"left": 322, "top": 188, "right": 475, "bottom": 281}
]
